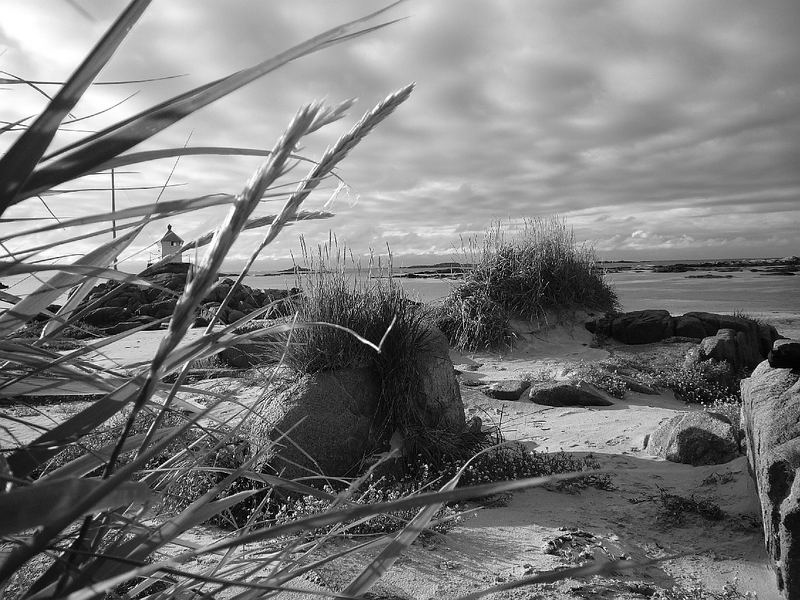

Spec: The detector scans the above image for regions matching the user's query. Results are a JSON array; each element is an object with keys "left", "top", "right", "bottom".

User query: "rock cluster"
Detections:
[
  {"left": 74, "top": 263, "right": 293, "bottom": 335},
  {"left": 586, "top": 310, "right": 780, "bottom": 371},
  {"left": 741, "top": 340, "right": 800, "bottom": 597},
  {"left": 587, "top": 310, "right": 778, "bottom": 349}
]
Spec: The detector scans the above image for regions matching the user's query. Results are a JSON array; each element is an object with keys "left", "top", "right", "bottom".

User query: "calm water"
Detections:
[
  {"left": 4, "top": 267, "right": 798, "bottom": 318},
  {"left": 607, "top": 270, "right": 800, "bottom": 315},
  {"left": 241, "top": 269, "right": 800, "bottom": 317}
]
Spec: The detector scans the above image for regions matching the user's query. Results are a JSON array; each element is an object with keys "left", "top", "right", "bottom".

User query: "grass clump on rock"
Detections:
[{"left": 436, "top": 217, "right": 618, "bottom": 350}]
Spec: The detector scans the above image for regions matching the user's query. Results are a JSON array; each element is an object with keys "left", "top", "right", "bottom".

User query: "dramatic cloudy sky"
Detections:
[{"left": 1, "top": 0, "right": 799, "bottom": 270}]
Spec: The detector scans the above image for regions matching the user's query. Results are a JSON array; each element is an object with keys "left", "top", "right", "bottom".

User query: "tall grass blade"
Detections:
[
  {"left": 95, "top": 145, "right": 320, "bottom": 172},
  {"left": 6, "top": 378, "right": 143, "bottom": 477},
  {"left": 0, "top": 406, "right": 212, "bottom": 583},
  {"left": 0, "top": 0, "right": 151, "bottom": 215},
  {"left": 15, "top": 4, "right": 406, "bottom": 203},
  {"left": 41, "top": 427, "right": 180, "bottom": 481},
  {"left": 0, "top": 478, "right": 150, "bottom": 536},
  {"left": 341, "top": 444, "right": 494, "bottom": 596}
]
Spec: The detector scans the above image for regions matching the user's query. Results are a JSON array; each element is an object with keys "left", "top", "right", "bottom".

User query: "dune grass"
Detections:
[{"left": 436, "top": 217, "right": 619, "bottom": 350}]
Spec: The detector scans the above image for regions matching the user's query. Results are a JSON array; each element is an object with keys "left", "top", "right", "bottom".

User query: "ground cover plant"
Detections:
[
  {"left": 436, "top": 217, "right": 618, "bottom": 350},
  {"left": 0, "top": 4, "right": 630, "bottom": 599}
]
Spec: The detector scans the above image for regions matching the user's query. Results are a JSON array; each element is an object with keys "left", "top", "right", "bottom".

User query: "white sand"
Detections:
[
  {"left": 314, "top": 320, "right": 783, "bottom": 599},
  {"left": 2, "top": 317, "right": 792, "bottom": 598}
]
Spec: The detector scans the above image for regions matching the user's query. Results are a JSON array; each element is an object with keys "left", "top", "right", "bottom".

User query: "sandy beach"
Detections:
[{"left": 4, "top": 311, "right": 797, "bottom": 598}]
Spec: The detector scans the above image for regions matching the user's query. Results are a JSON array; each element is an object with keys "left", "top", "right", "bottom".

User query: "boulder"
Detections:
[
  {"left": 687, "top": 327, "right": 765, "bottom": 372},
  {"left": 138, "top": 299, "right": 177, "bottom": 319},
  {"left": 527, "top": 381, "right": 613, "bottom": 407},
  {"left": 759, "top": 323, "right": 783, "bottom": 357},
  {"left": 484, "top": 379, "right": 531, "bottom": 401},
  {"left": 412, "top": 327, "right": 466, "bottom": 431},
  {"left": 673, "top": 315, "right": 707, "bottom": 339},
  {"left": 646, "top": 411, "right": 739, "bottom": 466},
  {"left": 253, "top": 368, "right": 383, "bottom": 478},
  {"left": 769, "top": 339, "right": 800, "bottom": 369},
  {"left": 248, "top": 326, "right": 464, "bottom": 478},
  {"left": 741, "top": 362, "right": 800, "bottom": 596},
  {"left": 84, "top": 306, "right": 129, "bottom": 327},
  {"left": 587, "top": 310, "right": 673, "bottom": 345}
]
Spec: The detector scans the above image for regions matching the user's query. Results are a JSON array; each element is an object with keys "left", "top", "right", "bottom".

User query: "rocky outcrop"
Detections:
[
  {"left": 646, "top": 412, "right": 739, "bottom": 466},
  {"left": 741, "top": 357, "right": 800, "bottom": 597},
  {"left": 73, "top": 262, "right": 294, "bottom": 335},
  {"left": 586, "top": 310, "right": 781, "bottom": 372},
  {"left": 587, "top": 310, "right": 779, "bottom": 350},
  {"left": 527, "top": 381, "right": 613, "bottom": 407}
]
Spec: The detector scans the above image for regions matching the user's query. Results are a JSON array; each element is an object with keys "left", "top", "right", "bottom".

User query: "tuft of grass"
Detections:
[
  {"left": 255, "top": 238, "right": 461, "bottom": 454},
  {"left": 435, "top": 217, "right": 618, "bottom": 350}
]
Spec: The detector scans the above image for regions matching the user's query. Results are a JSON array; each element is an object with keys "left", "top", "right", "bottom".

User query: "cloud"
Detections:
[{"left": 1, "top": 0, "right": 798, "bottom": 267}]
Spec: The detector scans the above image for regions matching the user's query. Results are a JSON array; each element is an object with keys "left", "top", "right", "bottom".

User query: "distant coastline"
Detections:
[{"left": 379, "top": 255, "right": 800, "bottom": 279}]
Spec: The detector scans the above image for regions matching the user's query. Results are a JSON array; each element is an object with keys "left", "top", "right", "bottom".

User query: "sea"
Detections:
[
  {"left": 3, "top": 259, "right": 798, "bottom": 322},
  {"left": 237, "top": 262, "right": 800, "bottom": 315}
]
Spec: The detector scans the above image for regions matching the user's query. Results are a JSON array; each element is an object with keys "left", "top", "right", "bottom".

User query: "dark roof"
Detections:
[{"left": 160, "top": 224, "right": 183, "bottom": 244}]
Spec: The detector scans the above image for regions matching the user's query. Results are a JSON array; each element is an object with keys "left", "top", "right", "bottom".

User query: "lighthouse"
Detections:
[{"left": 160, "top": 224, "right": 184, "bottom": 263}]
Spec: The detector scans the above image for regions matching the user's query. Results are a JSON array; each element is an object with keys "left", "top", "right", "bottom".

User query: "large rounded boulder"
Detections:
[
  {"left": 249, "top": 326, "right": 465, "bottom": 478},
  {"left": 527, "top": 381, "right": 613, "bottom": 407},
  {"left": 646, "top": 411, "right": 739, "bottom": 466},
  {"left": 253, "top": 368, "right": 383, "bottom": 478}
]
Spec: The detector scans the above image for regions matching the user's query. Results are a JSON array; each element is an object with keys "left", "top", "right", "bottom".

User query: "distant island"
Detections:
[{"left": 601, "top": 256, "right": 799, "bottom": 275}]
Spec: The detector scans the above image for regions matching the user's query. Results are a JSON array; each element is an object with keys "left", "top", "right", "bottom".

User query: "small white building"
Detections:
[{"left": 160, "top": 224, "right": 184, "bottom": 263}]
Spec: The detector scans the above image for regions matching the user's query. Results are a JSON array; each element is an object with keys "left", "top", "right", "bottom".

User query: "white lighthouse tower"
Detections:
[{"left": 160, "top": 224, "right": 184, "bottom": 263}]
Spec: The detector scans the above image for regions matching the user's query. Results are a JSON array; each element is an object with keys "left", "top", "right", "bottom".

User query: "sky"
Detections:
[{"left": 1, "top": 0, "right": 799, "bottom": 271}]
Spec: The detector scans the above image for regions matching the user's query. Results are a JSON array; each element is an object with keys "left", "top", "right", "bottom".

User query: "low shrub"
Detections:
[
  {"left": 652, "top": 360, "right": 740, "bottom": 405},
  {"left": 273, "top": 478, "right": 464, "bottom": 538},
  {"left": 577, "top": 364, "right": 631, "bottom": 399},
  {"left": 653, "top": 580, "right": 757, "bottom": 599},
  {"left": 403, "top": 443, "right": 612, "bottom": 492},
  {"left": 272, "top": 443, "right": 612, "bottom": 539},
  {"left": 436, "top": 217, "right": 618, "bottom": 350}
]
